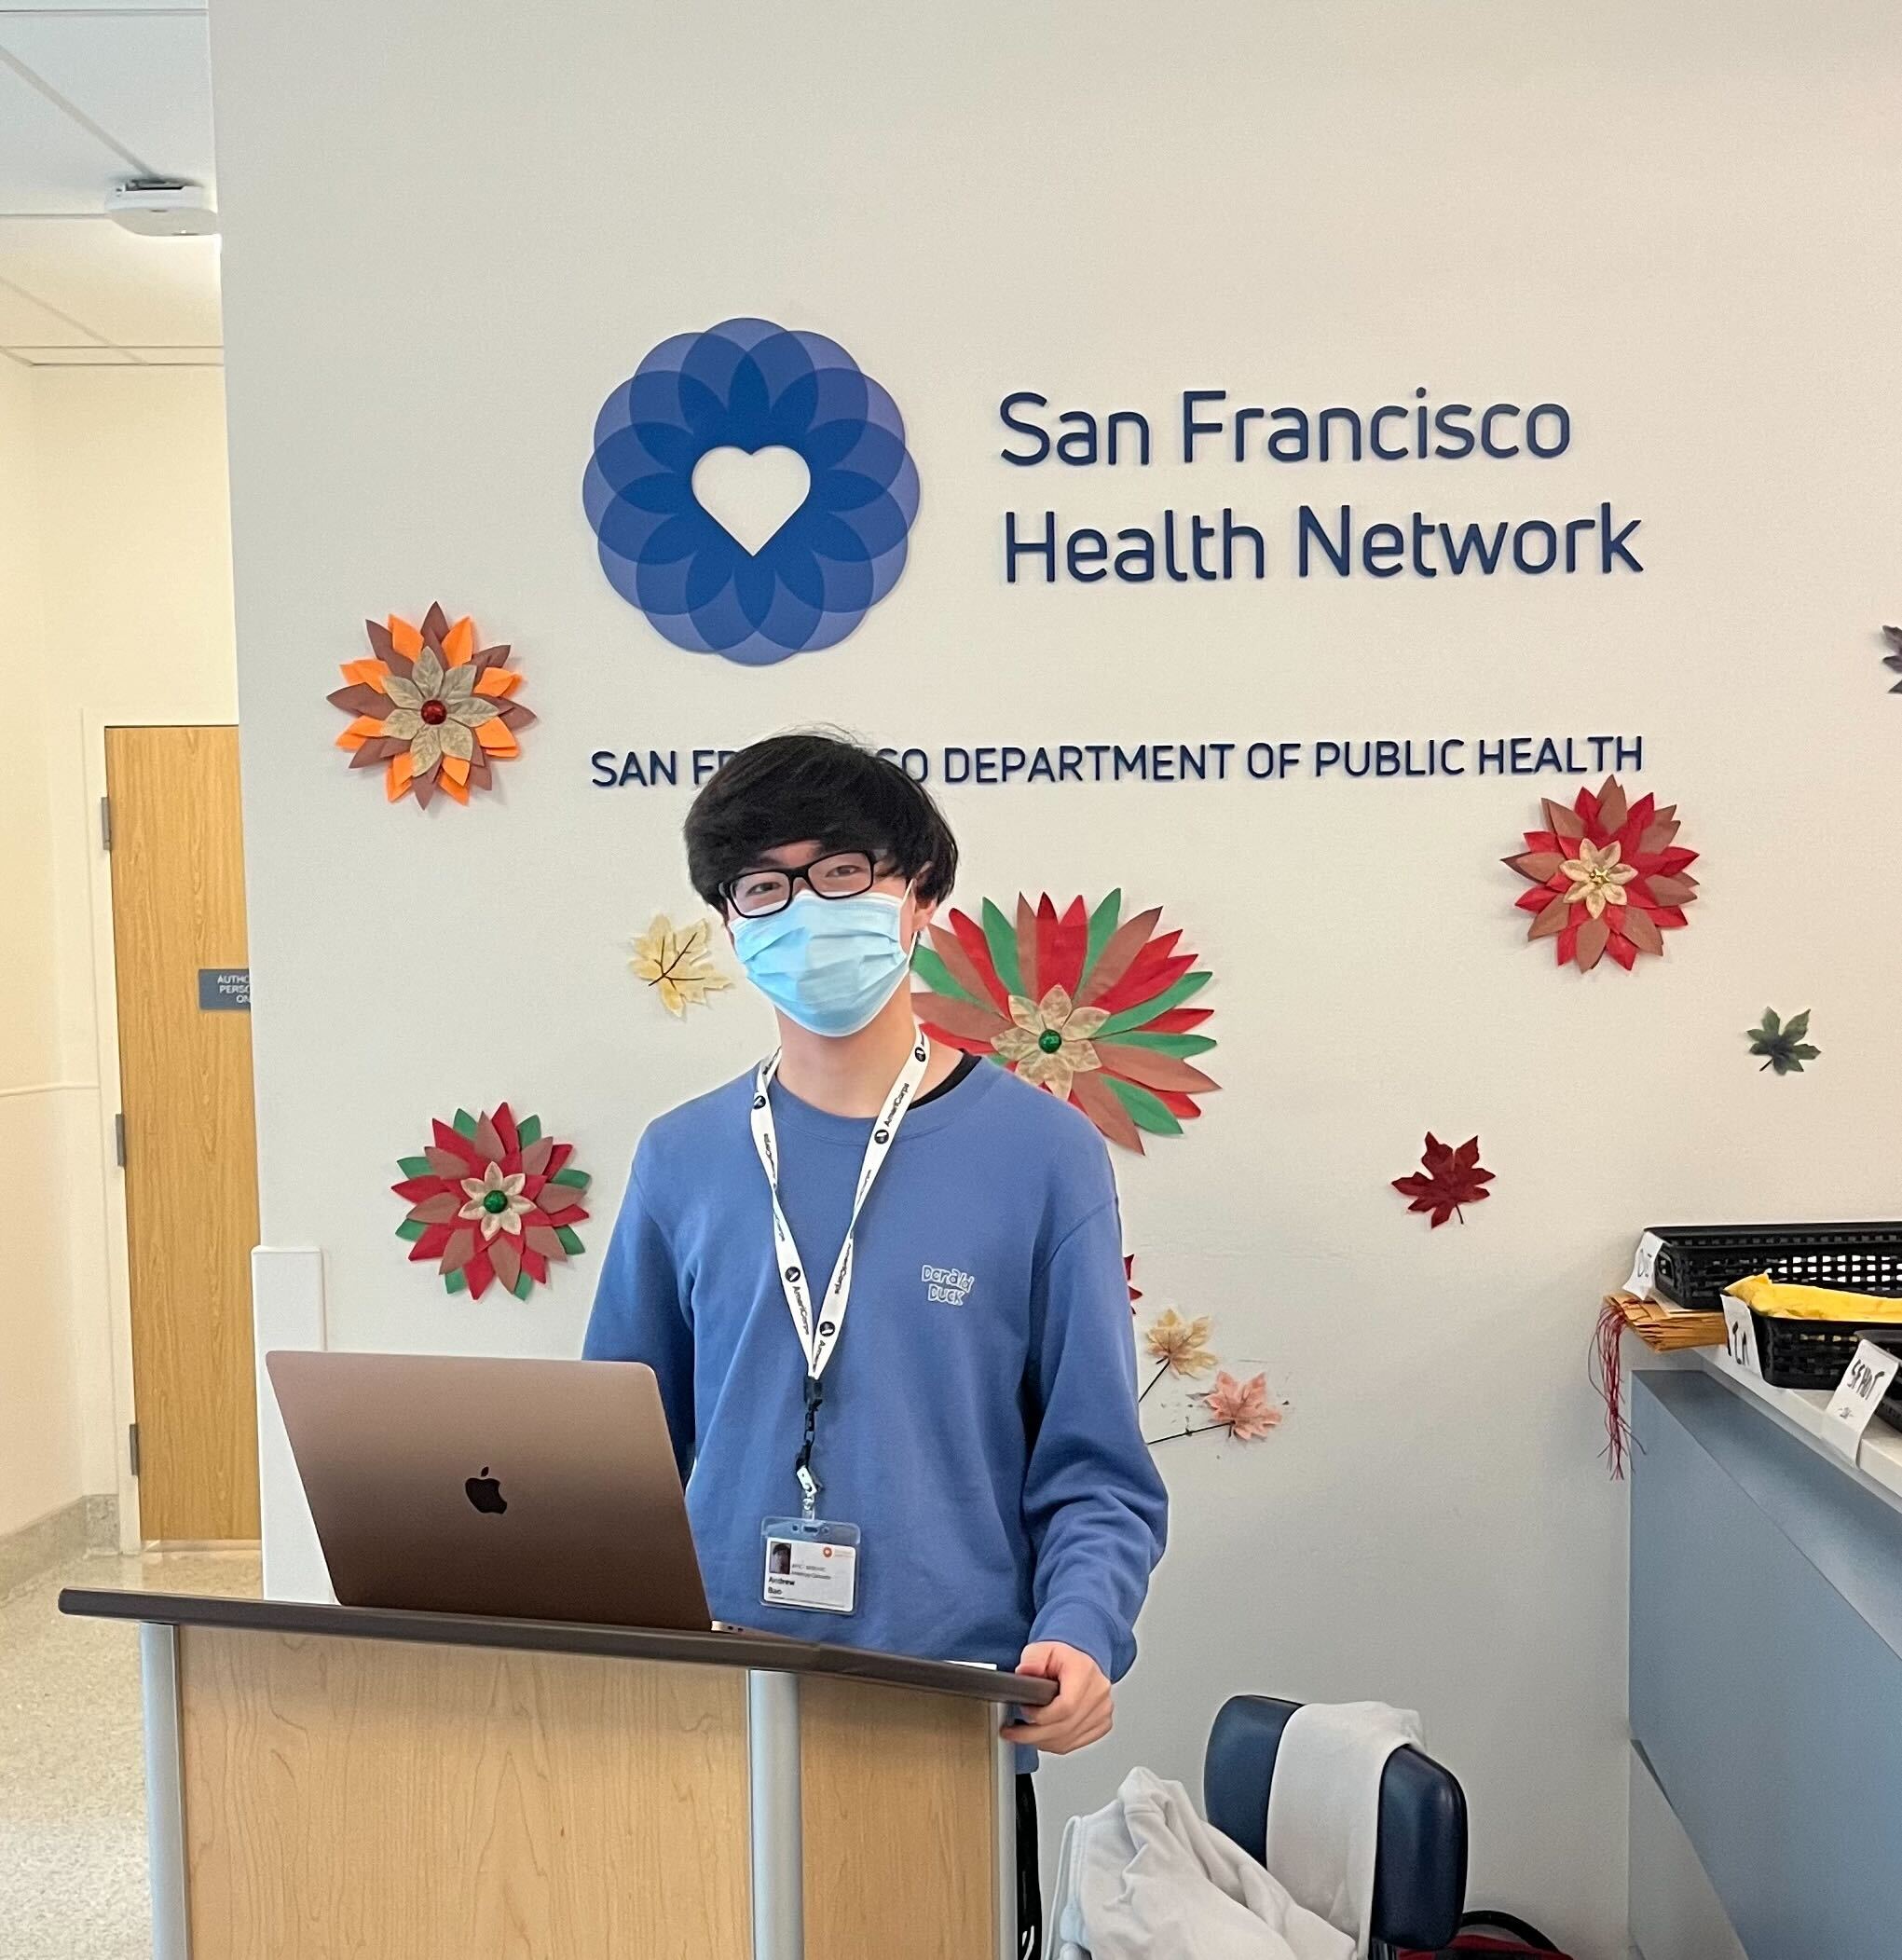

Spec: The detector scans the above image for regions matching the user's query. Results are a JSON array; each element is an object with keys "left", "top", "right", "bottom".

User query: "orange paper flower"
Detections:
[{"left": 330, "top": 603, "right": 535, "bottom": 809}]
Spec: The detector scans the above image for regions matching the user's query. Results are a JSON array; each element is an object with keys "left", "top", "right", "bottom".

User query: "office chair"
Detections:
[{"left": 1203, "top": 1694, "right": 1469, "bottom": 1959}]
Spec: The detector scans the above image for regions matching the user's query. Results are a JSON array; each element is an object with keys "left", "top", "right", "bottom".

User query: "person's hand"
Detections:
[{"left": 1002, "top": 1640, "right": 1112, "bottom": 1754}]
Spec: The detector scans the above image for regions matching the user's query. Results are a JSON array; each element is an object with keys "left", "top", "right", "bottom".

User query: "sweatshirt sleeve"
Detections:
[
  {"left": 582, "top": 1157, "right": 696, "bottom": 1485},
  {"left": 1021, "top": 1188, "right": 1170, "bottom": 1681}
]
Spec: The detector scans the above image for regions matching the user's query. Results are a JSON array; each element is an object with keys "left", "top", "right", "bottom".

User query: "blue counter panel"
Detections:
[{"left": 1631, "top": 1371, "right": 1902, "bottom": 1960}]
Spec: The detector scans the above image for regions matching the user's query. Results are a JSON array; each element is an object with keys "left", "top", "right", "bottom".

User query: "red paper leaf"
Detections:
[
  {"left": 1016, "top": 896, "right": 1042, "bottom": 1001},
  {"left": 1391, "top": 1132, "right": 1495, "bottom": 1227},
  {"left": 947, "top": 909, "right": 1008, "bottom": 1007},
  {"left": 1033, "top": 896, "right": 1060, "bottom": 1004},
  {"left": 1144, "top": 1007, "right": 1213, "bottom": 1035},
  {"left": 1049, "top": 897, "right": 1088, "bottom": 997}
]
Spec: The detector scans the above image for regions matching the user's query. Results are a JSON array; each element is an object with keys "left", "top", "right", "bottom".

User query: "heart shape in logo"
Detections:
[{"left": 691, "top": 445, "right": 811, "bottom": 556}]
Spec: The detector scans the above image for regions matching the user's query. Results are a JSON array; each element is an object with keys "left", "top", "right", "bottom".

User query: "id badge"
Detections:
[{"left": 761, "top": 1516, "right": 860, "bottom": 1614}]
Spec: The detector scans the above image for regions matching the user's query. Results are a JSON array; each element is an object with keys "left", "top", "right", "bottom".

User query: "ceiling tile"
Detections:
[
  {"left": 0, "top": 12, "right": 215, "bottom": 194},
  {"left": 13, "top": 343, "right": 134, "bottom": 364},
  {"left": 0, "top": 271, "right": 100, "bottom": 346},
  {"left": 0, "top": 62, "right": 129, "bottom": 212},
  {"left": 0, "top": 218, "right": 218, "bottom": 344}
]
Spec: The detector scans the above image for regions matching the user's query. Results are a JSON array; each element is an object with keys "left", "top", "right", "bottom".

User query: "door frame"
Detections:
[{"left": 84, "top": 711, "right": 253, "bottom": 1552}]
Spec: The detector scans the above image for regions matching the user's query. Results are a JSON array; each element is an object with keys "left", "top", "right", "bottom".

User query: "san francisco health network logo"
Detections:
[{"left": 582, "top": 318, "right": 920, "bottom": 667}]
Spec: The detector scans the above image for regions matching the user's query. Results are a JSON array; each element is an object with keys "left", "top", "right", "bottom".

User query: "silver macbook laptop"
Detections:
[{"left": 267, "top": 1350, "right": 712, "bottom": 1631}]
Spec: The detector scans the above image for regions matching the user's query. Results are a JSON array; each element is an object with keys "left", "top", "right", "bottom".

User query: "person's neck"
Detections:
[{"left": 773, "top": 988, "right": 948, "bottom": 1117}]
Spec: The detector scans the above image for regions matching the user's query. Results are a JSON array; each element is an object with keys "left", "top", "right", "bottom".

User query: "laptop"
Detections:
[{"left": 267, "top": 1350, "right": 713, "bottom": 1631}]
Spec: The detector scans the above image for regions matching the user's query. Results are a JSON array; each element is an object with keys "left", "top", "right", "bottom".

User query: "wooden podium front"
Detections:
[{"left": 61, "top": 1590, "right": 1052, "bottom": 1960}]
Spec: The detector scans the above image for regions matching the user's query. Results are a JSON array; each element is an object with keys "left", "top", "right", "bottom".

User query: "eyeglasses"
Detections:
[{"left": 723, "top": 849, "right": 881, "bottom": 919}]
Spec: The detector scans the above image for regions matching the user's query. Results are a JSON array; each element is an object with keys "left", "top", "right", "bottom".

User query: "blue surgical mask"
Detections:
[{"left": 732, "top": 889, "right": 911, "bottom": 1037}]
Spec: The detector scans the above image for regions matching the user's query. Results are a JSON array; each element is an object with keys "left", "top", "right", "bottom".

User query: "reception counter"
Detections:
[
  {"left": 1628, "top": 1352, "right": 1902, "bottom": 1960},
  {"left": 61, "top": 1588, "right": 1053, "bottom": 1960}
]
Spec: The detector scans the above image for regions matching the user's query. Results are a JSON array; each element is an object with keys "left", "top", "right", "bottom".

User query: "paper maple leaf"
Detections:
[
  {"left": 1746, "top": 1007, "right": 1820, "bottom": 1075},
  {"left": 1391, "top": 1133, "right": 1494, "bottom": 1227},
  {"left": 630, "top": 914, "right": 731, "bottom": 1017},
  {"left": 1882, "top": 624, "right": 1902, "bottom": 693}
]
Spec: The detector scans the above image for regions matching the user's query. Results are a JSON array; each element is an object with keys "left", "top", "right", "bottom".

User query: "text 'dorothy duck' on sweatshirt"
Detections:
[{"left": 583, "top": 1059, "right": 1168, "bottom": 1689}]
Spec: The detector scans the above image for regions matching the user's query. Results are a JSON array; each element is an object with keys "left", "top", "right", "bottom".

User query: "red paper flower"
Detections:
[
  {"left": 392, "top": 1104, "right": 590, "bottom": 1299},
  {"left": 1503, "top": 775, "right": 1699, "bottom": 973},
  {"left": 910, "top": 891, "right": 1218, "bottom": 1152}
]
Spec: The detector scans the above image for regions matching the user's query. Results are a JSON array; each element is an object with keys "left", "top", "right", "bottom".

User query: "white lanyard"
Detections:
[{"left": 749, "top": 1029, "right": 931, "bottom": 1515}]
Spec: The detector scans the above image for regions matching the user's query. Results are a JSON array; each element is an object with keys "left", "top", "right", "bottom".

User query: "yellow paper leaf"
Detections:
[{"left": 630, "top": 913, "right": 732, "bottom": 1017}]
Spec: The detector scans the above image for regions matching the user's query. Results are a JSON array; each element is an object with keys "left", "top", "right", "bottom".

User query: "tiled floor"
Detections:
[{"left": 0, "top": 1548, "right": 259, "bottom": 1960}]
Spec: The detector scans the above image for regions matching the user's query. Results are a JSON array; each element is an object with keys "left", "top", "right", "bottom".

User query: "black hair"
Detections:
[{"left": 684, "top": 730, "right": 959, "bottom": 911}]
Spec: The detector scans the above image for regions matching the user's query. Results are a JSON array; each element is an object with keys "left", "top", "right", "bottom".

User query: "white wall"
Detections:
[
  {"left": 207, "top": 5, "right": 1902, "bottom": 1953},
  {"left": 0, "top": 364, "right": 237, "bottom": 1535},
  {"left": 0, "top": 357, "right": 87, "bottom": 1539}
]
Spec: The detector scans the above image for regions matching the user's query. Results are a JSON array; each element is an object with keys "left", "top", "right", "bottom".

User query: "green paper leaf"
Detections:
[
  {"left": 1096, "top": 968, "right": 1212, "bottom": 1035},
  {"left": 444, "top": 1268, "right": 468, "bottom": 1295},
  {"left": 551, "top": 1166, "right": 590, "bottom": 1189},
  {"left": 513, "top": 1268, "right": 536, "bottom": 1300},
  {"left": 910, "top": 944, "right": 978, "bottom": 1005},
  {"left": 555, "top": 1226, "right": 585, "bottom": 1255},
  {"left": 516, "top": 1113, "right": 542, "bottom": 1146},
  {"left": 1104, "top": 1076, "right": 1184, "bottom": 1136},
  {"left": 1746, "top": 1006, "right": 1821, "bottom": 1075},
  {"left": 1081, "top": 889, "right": 1123, "bottom": 982},
  {"left": 452, "top": 1108, "right": 478, "bottom": 1138},
  {"left": 979, "top": 898, "right": 1025, "bottom": 999},
  {"left": 394, "top": 1219, "right": 426, "bottom": 1242},
  {"left": 1103, "top": 1030, "right": 1218, "bottom": 1059},
  {"left": 397, "top": 1155, "right": 432, "bottom": 1178}
]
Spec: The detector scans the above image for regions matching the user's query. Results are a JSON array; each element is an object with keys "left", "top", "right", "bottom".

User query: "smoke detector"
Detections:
[{"left": 105, "top": 179, "right": 219, "bottom": 238}]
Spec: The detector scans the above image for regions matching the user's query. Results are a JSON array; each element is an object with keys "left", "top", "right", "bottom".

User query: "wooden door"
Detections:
[{"left": 106, "top": 726, "right": 260, "bottom": 1542}]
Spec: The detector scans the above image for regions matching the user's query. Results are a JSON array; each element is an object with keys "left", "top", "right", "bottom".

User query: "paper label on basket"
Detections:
[
  {"left": 1720, "top": 1297, "right": 1763, "bottom": 1378},
  {"left": 1820, "top": 1339, "right": 1900, "bottom": 1461},
  {"left": 1623, "top": 1230, "right": 1663, "bottom": 1298}
]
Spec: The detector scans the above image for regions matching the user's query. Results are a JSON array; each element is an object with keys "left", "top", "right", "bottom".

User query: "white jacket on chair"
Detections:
[{"left": 1050, "top": 1767, "right": 1353, "bottom": 1960}]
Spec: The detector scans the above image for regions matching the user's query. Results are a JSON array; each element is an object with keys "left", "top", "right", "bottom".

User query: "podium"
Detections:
[{"left": 61, "top": 1589, "right": 1053, "bottom": 1960}]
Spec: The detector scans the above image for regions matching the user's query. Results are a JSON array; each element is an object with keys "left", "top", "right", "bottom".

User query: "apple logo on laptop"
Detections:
[{"left": 465, "top": 1466, "right": 507, "bottom": 1515}]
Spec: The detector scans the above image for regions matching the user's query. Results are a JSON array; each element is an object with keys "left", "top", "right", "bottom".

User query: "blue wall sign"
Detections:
[{"left": 198, "top": 967, "right": 251, "bottom": 1011}]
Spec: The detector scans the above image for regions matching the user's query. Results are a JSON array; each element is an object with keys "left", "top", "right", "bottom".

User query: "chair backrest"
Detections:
[{"left": 1203, "top": 1694, "right": 1468, "bottom": 1953}]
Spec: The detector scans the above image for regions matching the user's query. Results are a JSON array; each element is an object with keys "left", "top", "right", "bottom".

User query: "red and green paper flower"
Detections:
[
  {"left": 910, "top": 891, "right": 1218, "bottom": 1152},
  {"left": 392, "top": 1104, "right": 590, "bottom": 1299},
  {"left": 1503, "top": 775, "right": 1699, "bottom": 973}
]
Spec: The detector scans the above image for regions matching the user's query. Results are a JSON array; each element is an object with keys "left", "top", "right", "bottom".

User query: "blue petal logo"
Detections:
[{"left": 583, "top": 318, "right": 920, "bottom": 667}]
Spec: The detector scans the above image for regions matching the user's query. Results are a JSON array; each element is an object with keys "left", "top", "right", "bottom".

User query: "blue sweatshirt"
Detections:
[{"left": 583, "top": 1059, "right": 1168, "bottom": 1688}]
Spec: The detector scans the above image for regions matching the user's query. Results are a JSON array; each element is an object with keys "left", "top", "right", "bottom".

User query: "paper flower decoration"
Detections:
[
  {"left": 631, "top": 913, "right": 732, "bottom": 1016},
  {"left": 1746, "top": 1007, "right": 1820, "bottom": 1075},
  {"left": 911, "top": 891, "right": 1218, "bottom": 1151},
  {"left": 392, "top": 1104, "right": 589, "bottom": 1299},
  {"left": 1203, "top": 1371, "right": 1281, "bottom": 1441},
  {"left": 1503, "top": 775, "right": 1699, "bottom": 973},
  {"left": 1124, "top": 1254, "right": 1143, "bottom": 1310},
  {"left": 1391, "top": 1133, "right": 1494, "bottom": 1227},
  {"left": 1143, "top": 1308, "right": 1217, "bottom": 1377},
  {"left": 1881, "top": 624, "right": 1902, "bottom": 692},
  {"left": 330, "top": 604, "right": 535, "bottom": 807}
]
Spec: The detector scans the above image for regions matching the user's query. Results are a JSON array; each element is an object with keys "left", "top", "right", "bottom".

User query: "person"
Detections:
[{"left": 583, "top": 731, "right": 1168, "bottom": 1955}]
